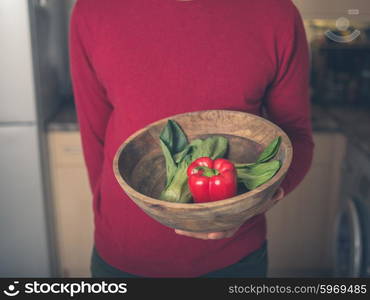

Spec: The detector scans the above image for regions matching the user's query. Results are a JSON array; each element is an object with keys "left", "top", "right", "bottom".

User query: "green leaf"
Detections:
[
  {"left": 234, "top": 162, "right": 255, "bottom": 169},
  {"left": 159, "top": 120, "right": 190, "bottom": 192},
  {"left": 160, "top": 120, "right": 188, "bottom": 155},
  {"left": 247, "top": 160, "right": 281, "bottom": 176},
  {"left": 173, "top": 144, "right": 193, "bottom": 164},
  {"left": 237, "top": 160, "right": 281, "bottom": 190},
  {"left": 256, "top": 136, "right": 282, "bottom": 163},
  {"left": 159, "top": 156, "right": 193, "bottom": 203},
  {"left": 190, "top": 136, "right": 228, "bottom": 161},
  {"left": 173, "top": 135, "right": 228, "bottom": 167},
  {"left": 159, "top": 139, "right": 178, "bottom": 189}
]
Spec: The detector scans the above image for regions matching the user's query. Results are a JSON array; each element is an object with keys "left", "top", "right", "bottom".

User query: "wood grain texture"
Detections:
[{"left": 113, "top": 110, "right": 293, "bottom": 232}]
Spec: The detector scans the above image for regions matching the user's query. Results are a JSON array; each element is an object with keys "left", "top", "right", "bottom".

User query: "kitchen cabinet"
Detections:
[
  {"left": 267, "top": 132, "right": 347, "bottom": 277},
  {"left": 293, "top": 0, "right": 370, "bottom": 19},
  {"left": 48, "top": 131, "right": 93, "bottom": 277}
]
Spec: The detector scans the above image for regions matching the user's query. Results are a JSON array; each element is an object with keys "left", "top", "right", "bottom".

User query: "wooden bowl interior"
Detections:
[{"left": 118, "top": 130, "right": 286, "bottom": 200}]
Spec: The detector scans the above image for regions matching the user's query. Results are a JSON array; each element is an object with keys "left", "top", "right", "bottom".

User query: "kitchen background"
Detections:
[{"left": 1, "top": 0, "right": 369, "bottom": 278}]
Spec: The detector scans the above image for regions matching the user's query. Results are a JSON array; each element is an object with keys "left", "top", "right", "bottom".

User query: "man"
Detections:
[{"left": 70, "top": 0, "right": 314, "bottom": 277}]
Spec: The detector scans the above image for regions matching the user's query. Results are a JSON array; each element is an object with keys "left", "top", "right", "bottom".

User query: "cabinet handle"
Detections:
[{"left": 62, "top": 146, "right": 81, "bottom": 155}]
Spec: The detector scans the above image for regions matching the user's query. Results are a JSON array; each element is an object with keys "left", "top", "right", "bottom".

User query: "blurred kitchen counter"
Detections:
[
  {"left": 47, "top": 102, "right": 340, "bottom": 131},
  {"left": 46, "top": 102, "right": 370, "bottom": 155}
]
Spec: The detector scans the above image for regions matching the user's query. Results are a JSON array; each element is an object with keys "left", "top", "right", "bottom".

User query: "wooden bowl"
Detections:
[{"left": 113, "top": 110, "right": 292, "bottom": 232}]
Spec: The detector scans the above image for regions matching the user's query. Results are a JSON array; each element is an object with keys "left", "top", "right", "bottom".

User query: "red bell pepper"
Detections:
[{"left": 187, "top": 157, "right": 237, "bottom": 203}]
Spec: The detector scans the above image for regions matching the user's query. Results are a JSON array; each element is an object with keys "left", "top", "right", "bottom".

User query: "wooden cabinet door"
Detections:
[
  {"left": 48, "top": 132, "right": 93, "bottom": 277},
  {"left": 266, "top": 133, "right": 346, "bottom": 277},
  {"left": 52, "top": 167, "right": 93, "bottom": 277}
]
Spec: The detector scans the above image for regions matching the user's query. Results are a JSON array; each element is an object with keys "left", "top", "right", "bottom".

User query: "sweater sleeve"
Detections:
[
  {"left": 265, "top": 4, "right": 315, "bottom": 196},
  {"left": 69, "top": 1, "right": 113, "bottom": 193}
]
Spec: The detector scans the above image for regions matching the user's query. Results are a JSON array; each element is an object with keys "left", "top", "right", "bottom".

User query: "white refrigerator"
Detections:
[{"left": 0, "top": 0, "right": 70, "bottom": 276}]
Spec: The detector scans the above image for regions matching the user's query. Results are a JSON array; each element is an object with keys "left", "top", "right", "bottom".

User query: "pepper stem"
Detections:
[{"left": 196, "top": 166, "right": 220, "bottom": 177}]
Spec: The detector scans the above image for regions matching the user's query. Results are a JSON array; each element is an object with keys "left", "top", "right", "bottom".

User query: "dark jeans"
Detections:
[{"left": 90, "top": 241, "right": 268, "bottom": 278}]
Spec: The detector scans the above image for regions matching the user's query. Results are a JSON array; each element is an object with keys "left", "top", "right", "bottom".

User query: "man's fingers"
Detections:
[
  {"left": 175, "top": 229, "right": 227, "bottom": 240},
  {"left": 174, "top": 229, "right": 210, "bottom": 240},
  {"left": 175, "top": 227, "right": 240, "bottom": 240},
  {"left": 207, "top": 232, "right": 226, "bottom": 239},
  {"left": 272, "top": 187, "right": 284, "bottom": 201}
]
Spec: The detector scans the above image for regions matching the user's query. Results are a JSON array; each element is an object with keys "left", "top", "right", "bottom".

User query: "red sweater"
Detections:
[{"left": 70, "top": 0, "right": 314, "bottom": 277}]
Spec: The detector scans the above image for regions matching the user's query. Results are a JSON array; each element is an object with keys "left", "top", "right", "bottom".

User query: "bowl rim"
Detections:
[{"left": 113, "top": 109, "right": 293, "bottom": 209}]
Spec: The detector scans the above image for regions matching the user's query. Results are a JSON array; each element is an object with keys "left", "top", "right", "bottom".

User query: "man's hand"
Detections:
[
  {"left": 175, "top": 226, "right": 241, "bottom": 240},
  {"left": 266, "top": 186, "right": 284, "bottom": 209},
  {"left": 174, "top": 187, "right": 285, "bottom": 240}
]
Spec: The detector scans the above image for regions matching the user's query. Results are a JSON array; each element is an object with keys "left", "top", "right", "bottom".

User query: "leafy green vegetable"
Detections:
[
  {"left": 234, "top": 162, "right": 255, "bottom": 169},
  {"left": 173, "top": 144, "right": 193, "bottom": 164},
  {"left": 234, "top": 136, "right": 282, "bottom": 191},
  {"left": 234, "top": 137, "right": 282, "bottom": 169},
  {"left": 159, "top": 120, "right": 189, "bottom": 188},
  {"left": 160, "top": 120, "right": 188, "bottom": 155},
  {"left": 256, "top": 136, "right": 282, "bottom": 163},
  {"left": 237, "top": 160, "right": 282, "bottom": 190},
  {"left": 159, "top": 156, "right": 192, "bottom": 203},
  {"left": 159, "top": 139, "right": 178, "bottom": 189},
  {"left": 190, "top": 136, "right": 228, "bottom": 161}
]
